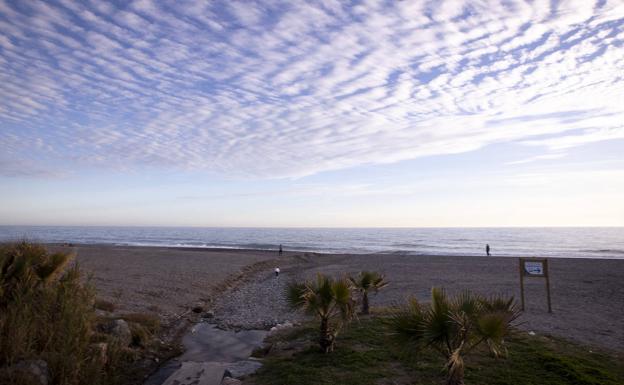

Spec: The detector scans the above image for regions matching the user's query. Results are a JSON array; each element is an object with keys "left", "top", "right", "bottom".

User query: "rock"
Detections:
[
  {"left": 14, "top": 360, "right": 49, "bottom": 385},
  {"left": 224, "top": 359, "right": 263, "bottom": 379},
  {"left": 221, "top": 377, "right": 242, "bottom": 385},
  {"left": 202, "top": 310, "right": 215, "bottom": 319},
  {"left": 95, "top": 309, "right": 113, "bottom": 318},
  {"left": 100, "top": 319, "right": 132, "bottom": 346},
  {"left": 162, "top": 362, "right": 227, "bottom": 385}
]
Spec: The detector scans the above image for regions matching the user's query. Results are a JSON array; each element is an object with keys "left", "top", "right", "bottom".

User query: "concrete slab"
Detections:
[{"left": 161, "top": 362, "right": 228, "bottom": 385}]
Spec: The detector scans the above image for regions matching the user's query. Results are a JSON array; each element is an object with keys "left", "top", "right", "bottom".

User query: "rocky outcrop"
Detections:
[
  {"left": 100, "top": 319, "right": 132, "bottom": 346},
  {"left": 223, "top": 359, "right": 263, "bottom": 379},
  {"left": 14, "top": 359, "right": 49, "bottom": 385}
]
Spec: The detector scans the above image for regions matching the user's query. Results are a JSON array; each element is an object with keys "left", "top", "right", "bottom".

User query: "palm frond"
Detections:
[
  {"left": 349, "top": 271, "right": 388, "bottom": 292},
  {"left": 391, "top": 287, "right": 518, "bottom": 384},
  {"left": 389, "top": 297, "right": 425, "bottom": 345},
  {"left": 423, "top": 287, "right": 454, "bottom": 351},
  {"left": 285, "top": 282, "right": 308, "bottom": 310}
]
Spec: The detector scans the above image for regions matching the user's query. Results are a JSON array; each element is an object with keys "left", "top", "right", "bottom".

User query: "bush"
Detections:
[
  {"left": 0, "top": 241, "right": 117, "bottom": 385},
  {"left": 391, "top": 288, "right": 520, "bottom": 385},
  {"left": 286, "top": 274, "right": 355, "bottom": 353}
]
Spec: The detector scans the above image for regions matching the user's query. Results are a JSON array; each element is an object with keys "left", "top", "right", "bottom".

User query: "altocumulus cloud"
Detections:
[{"left": 0, "top": 0, "right": 623, "bottom": 178}]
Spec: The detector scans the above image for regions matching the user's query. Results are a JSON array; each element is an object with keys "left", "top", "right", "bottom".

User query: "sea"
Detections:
[{"left": 0, "top": 226, "right": 623, "bottom": 259}]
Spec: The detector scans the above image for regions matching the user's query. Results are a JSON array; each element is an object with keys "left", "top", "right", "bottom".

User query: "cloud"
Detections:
[
  {"left": 0, "top": 158, "right": 69, "bottom": 178},
  {"left": 520, "top": 127, "right": 624, "bottom": 150},
  {"left": 0, "top": 0, "right": 623, "bottom": 179},
  {"left": 506, "top": 153, "right": 567, "bottom": 165}
]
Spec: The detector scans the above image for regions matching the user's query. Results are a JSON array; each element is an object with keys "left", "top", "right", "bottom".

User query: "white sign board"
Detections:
[
  {"left": 524, "top": 261, "right": 544, "bottom": 276},
  {"left": 519, "top": 258, "right": 552, "bottom": 313}
]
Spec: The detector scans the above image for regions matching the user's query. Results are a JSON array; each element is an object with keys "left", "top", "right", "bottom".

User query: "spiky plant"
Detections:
[
  {"left": 0, "top": 241, "right": 73, "bottom": 307},
  {"left": 391, "top": 288, "right": 520, "bottom": 385},
  {"left": 349, "top": 271, "right": 388, "bottom": 315},
  {"left": 286, "top": 273, "right": 355, "bottom": 353},
  {"left": 0, "top": 241, "right": 122, "bottom": 385}
]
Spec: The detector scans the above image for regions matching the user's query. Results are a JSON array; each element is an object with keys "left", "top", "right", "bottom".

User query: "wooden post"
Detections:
[
  {"left": 544, "top": 259, "right": 552, "bottom": 313},
  {"left": 518, "top": 257, "right": 552, "bottom": 313},
  {"left": 519, "top": 258, "right": 525, "bottom": 311}
]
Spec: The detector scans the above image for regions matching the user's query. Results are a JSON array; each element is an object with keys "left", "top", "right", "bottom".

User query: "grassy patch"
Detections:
[{"left": 251, "top": 316, "right": 624, "bottom": 385}]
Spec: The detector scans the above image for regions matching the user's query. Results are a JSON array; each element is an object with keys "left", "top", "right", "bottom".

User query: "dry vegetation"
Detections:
[{"left": 0, "top": 241, "right": 171, "bottom": 385}]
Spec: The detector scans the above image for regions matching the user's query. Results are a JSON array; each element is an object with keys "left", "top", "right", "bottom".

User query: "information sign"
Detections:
[{"left": 519, "top": 258, "right": 552, "bottom": 313}]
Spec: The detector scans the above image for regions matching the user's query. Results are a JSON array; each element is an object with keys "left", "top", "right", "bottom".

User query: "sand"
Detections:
[
  {"left": 50, "top": 244, "right": 282, "bottom": 323},
  {"left": 54, "top": 245, "right": 624, "bottom": 352}
]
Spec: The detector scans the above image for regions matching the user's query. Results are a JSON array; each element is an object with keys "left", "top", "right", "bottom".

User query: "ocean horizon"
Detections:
[{"left": 1, "top": 225, "right": 623, "bottom": 259}]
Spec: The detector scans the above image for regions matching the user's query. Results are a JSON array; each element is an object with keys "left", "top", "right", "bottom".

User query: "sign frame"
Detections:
[{"left": 518, "top": 257, "right": 552, "bottom": 313}]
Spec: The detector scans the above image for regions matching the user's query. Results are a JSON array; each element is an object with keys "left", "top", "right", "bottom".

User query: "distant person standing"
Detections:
[
  {"left": 279, "top": 244, "right": 283, "bottom": 255},
  {"left": 486, "top": 244, "right": 491, "bottom": 256},
  {"left": 275, "top": 267, "right": 280, "bottom": 277}
]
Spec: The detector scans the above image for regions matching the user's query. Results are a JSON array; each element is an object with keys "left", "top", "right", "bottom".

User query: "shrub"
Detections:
[
  {"left": 391, "top": 288, "right": 520, "bottom": 385},
  {"left": 349, "top": 271, "right": 388, "bottom": 314},
  {"left": 286, "top": 273, "right": 355, "bottom": 353},
  {"left": 0, "top": 241, "right": 116, "bottom": 385}
]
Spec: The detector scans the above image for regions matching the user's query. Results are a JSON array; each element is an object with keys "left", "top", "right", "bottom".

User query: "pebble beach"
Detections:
[{"left": 61, "top": 244, "right": 624, "bottom": 353}]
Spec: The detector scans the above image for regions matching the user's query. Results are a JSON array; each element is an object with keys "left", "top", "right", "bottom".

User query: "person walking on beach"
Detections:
[
  {"left": 275, "top": 267, "right": 280, "bottom": 277},
  {"left": 279, "top": 244, "right": 283, "bottom": 256},
  {"left": 486, "top": 244, "right": 491, "bottom": 256}
]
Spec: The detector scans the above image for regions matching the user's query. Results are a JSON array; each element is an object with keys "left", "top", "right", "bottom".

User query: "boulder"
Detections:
[
  {"left": 162, "top": 362, "right": 227, "bottom": 385},
  {"left": 101, "top": 319, "right": 132, "bottom": 346},
  {"left": 224, "top": 359, "right": 263, "bottom": 379},
  {"left": 221, "top": 377, "right": 242, "bottom": 385},
  {"left": 14, "top": 360, "right": 49, "bottom": 385},
  {"left": 202, "top": 310, "right": 215, "bottom": 319}
]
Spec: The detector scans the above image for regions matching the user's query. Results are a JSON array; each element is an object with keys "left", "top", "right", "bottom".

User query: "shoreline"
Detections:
[{"left": 44, "top": 241, "right": 624, "bottom": 260}]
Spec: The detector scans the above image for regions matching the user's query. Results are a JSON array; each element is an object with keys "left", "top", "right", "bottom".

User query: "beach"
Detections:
[
  {"left": 52, "top": 245, "right": 282, "bottom": 322},
  {"left": 59, "top": 244, "right": 624, "bottom": 352}
]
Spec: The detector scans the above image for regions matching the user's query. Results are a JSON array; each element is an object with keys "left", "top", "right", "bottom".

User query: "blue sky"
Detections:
[{"left": 1, "top": 0, "right": 623, "bottom": 227}]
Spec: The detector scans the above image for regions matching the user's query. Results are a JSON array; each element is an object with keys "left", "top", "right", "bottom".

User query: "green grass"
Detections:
[{"left": 251, "top": 315, "right": 624, "bottom": 385}]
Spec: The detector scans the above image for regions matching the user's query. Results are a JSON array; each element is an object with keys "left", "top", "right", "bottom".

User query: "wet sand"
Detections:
[{"left": 54, "top": 245, "right": 624, "bottom": 352}]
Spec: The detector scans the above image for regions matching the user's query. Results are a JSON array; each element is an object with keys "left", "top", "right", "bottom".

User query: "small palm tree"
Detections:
[
  {"left": 349, "top": 271, "right": 388, "bottom": 315},
  {"left": 286, "top": 273, "right": 355, "bottom": 353},
  {"left": 391, "top": 288, "right": 520, "bottom": 385}
]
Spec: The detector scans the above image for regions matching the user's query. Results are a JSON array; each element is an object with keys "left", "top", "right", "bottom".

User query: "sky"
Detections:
[{"left": 0, "top": 0, "right": 623, "bottom": 227}]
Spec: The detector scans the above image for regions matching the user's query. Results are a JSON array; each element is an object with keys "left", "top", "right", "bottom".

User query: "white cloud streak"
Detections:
[{"left": 0, "top": 0, "right": 623, "bottom": 178}]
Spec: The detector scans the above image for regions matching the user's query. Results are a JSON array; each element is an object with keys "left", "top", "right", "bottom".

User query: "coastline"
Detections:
[
  {"left": 46, "top": 241, "right": 624, "bottom": 259},
  {"left": 48, "top": 243, "right": 624, "bottom": 353}
]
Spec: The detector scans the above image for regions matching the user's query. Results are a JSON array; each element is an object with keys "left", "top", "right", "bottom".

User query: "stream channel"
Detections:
[{"left": 144, "top": 322, "right": 267, "bottom": 385}]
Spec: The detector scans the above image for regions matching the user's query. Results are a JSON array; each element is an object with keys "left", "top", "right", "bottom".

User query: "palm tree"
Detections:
[
  {"left": 391, "top": 288, "right": 520, "bottom": 385},
  {"left": 349, "top": 271, "right": 388, "bottom": 315},
  {"left": 286, "top": 273, "right": 355, "bottom": 353}
]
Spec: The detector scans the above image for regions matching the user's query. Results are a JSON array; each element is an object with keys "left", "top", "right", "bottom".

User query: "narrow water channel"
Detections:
[{"left": 145, "top": 323, "right": 267, "bottom": 385}]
